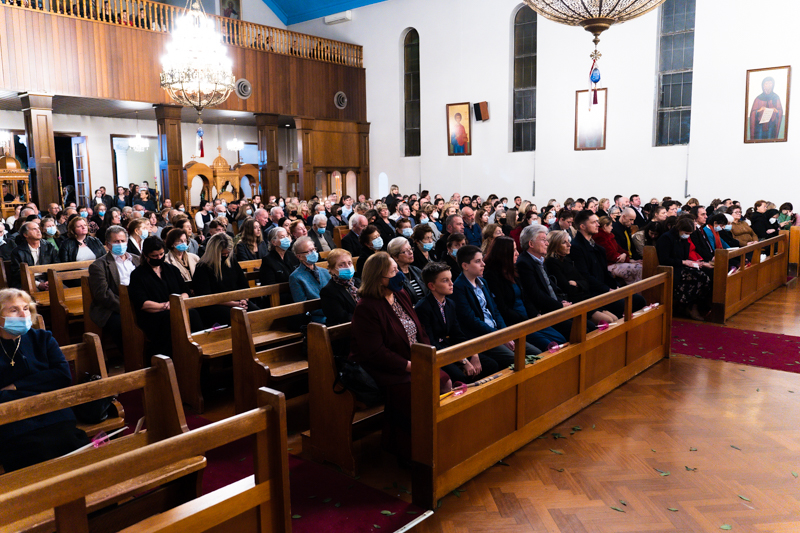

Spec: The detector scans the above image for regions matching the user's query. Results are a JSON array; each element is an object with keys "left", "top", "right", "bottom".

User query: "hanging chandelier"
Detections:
[
  {"left": 159, "top": 0, "right": 235, "bottom": 119},
  {"left": 226, "top": 118, "right": 244, "bottom": 153},
  {"left": 129, "top": 112, "right": 149, "bottom": 152}
]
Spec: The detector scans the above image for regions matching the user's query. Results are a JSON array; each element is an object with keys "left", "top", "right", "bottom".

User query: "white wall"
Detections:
[{"left": 290, "top": 0, "right": 800, "bottom": 207}]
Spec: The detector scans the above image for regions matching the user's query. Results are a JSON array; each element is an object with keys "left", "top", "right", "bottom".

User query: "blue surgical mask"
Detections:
[
  {"left": 111, "top": 243, "right": 127, "bottom": 256},
  {"left": 79, "top": 211, "right": 88, "bottom": 218},
  {"left": 97, "top": 211, "right": 106, "bottom": 217},
  {"left": 422, "top": 242, "right": 434, "bottom": 252},
  {"left": 402, "top": 228, "right": 413, "bottom": 238},
  {"left": 279, "top": 201, "right": 285, "bottom": 207},
  {"left": 175, "top": 243, "right": 189, "bottom": 252},
  {"left": 305, "top": 251, "right": 319, "bottom": 263},
  {"left": 450, "top": 249, "right": 458, "bottom": 257},
  {"left": 316, "top": 227, "right": 326, "bottom": 235},
  {"left": 45, "top": 226, "right": 57, "bottom": 236},
  {"left": 279, "top": 237, "right": 291, "bottom": 250},
  {"left": 387, "top": 271, "right": 405, "bottom": 292},
  {"left": 3, "top": 316, "right": 32, "bottom": 337},
  {"left": 179, "top": 207, "right": 186, "bottom": 212},
  {"left": 680, "top": 234, "right": 691, "bottom": 240},
  {"left": 420, "top": 217, "right": 429, "bottom": 225},
  {"left": 338, "top": 266, "right": 355, "bottom": 280},
  {"left": 140, "top": 230, "right": 149, "bottom": 239},
  {"left": 221, "top": 201, "right": 227, "bottom": 207},
  {"left": 724, "top": 224, "right": 732, "bottom": 232},
  {"left": 547, "top": 217, "right": 555, "bottom": 224},
  {"left": 246, "top": 209, "right": 253, "bottom": 216},
  {"left": 372, "top": 236, "right": 383, "bottom": 249}
]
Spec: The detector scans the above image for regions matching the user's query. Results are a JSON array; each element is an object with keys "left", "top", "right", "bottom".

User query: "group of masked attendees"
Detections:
[{"left": 0, "top": 183, "right": 795, "bottom": 468}]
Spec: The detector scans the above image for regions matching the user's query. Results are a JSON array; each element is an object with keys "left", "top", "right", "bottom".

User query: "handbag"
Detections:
[
  {"left": 333, "top": 357, "right": 382, "bottom": 407},
  {"left": 71, "top": 373, "right": 115, "bottom": 424}
]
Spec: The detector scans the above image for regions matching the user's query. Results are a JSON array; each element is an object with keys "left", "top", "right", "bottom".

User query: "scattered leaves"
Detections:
[
  {"left": 551, "top": 467, "right": 565, "bottom": 472},
  {"left": 730, "top": 445, "right": 742, "bottom": 451},
  {"left": 550, "top": 449, "right": 564, "bottom": 455},
  {"left": 552, "top": 433, "right": 566, "bottom": 440},
  {"left": 436, "top": 500, "right": 442, "bottom": 509},
  {"left": 720, "top": 526, "right": 732, "bottom": 531},
  {"left": 373, "top": 525, "right": 381, "bottom": 529},
  {"left": 756, "top": 388, "right": 760, "bottom": 392},
  {"left": 291, "top": 515, "right": 302, "bottom": 519},
  {"left": 651, "top": 449, "right": 657, "bottom": 453},
  {"left": 381, "top": 510, "right": 395, "bottom": 516},
  {"left": 792, "top": 472, "right": 798, "bottom": 478},
  {"left": 619, "top": 499, "right": 628, "bottom": 506},
  {"left": 654, "top": 468, "right": 670, "bottom": 476},
  {"left": 452, "top": 490, "right": 462, "bottom": 498},
  {"left": 335, "top": 502, "right": 341, "bottom": 508},
  {"left": 610, "top": 506, "right": 625, "bottom": 513},
  {"left": 738, "top": 495, "right": 750, "bottom": 502},
  {"left": 592, "top": 424, "right": 596, "bottom": 429},
  {"left": 690, "top": 447, "right": 698, "bottom": 451},
  {"left": 572, "top": 426, "right": 582, "bottom": 431},
  {"left": 667, "top": 507, "right": 679, "bottom": 512},
  {"left": 685, "top": 466, "right": 698, "bottom": 471}
]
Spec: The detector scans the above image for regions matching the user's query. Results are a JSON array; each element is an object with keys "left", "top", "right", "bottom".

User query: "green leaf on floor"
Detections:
[
  {"left": 668, "top": 507, "right": 679, "bottom": 512},
  {"left": 790, "top": 391, "right": 795, "bottom": 393},
  {"left": 731, "top": 445, "right": 742, "bottom": 450},
  {"left": 690, "top": 447, "right": 697, "bottom": 451},
  {"left": 738, "top": 495, "right": 750, "bottom": 502},
  {"left": 453, "top": 490, "right": 461, "bottom": 498},
  {"left": 610, "top": 506, "right": 625, "bottom": 513},
  {"left": 381, "top": 510, "right": 395, "bottom": 515},
  {"left": 373, "top": 525, "right": 381, "bottom": 529},
  {"left": 592, "top": 424, "right": 596, "bottom": 429},
  {"left": 685, "top": 466, "right": 698, "bottom": 471},
  {"left": 406, "top": 511, "right": 417, "bottom": 514},
  {"left": 572, "top": 426, "right": 582, "bottom": 431},
  {"left": 292, "top": 515, "right": 301, "bottom": 519},
  {"left": 335, "top": 502, "right": 341, "bottom": 508},
  {"left": 619, "top": 499, "right": 627, "bottom": 506},
  {"left": 550, "top": 449, "right": 564, "bottom": 455},
  {"left": 537, "top": 435, "right": 547, "bottom": 439},
  {"left": 323, "top": 498, "right": 332, "bottom": 503},
  {"left": 436, "top": 500, "right": 442, "bottom": 509},
  {"left": 720, "top": 525, "right": 732, "bottom": 530},
  {"left": 660, "top": 472, "right": 670, "bottom": 476},
  {"left": 551, "top": 467, "right": 564, "bottom": 472},
  {"left": 652, "top": 449, "right": 657, "bottom": 453},
  {"left": 792, "top": 472, "right": 798, "bottom": 478},
  {"left": 756, "top": 389, "right": 760, "bottom": 392},
  {"left": 552, "top": 433, "right": 566, "bottom": 439}
]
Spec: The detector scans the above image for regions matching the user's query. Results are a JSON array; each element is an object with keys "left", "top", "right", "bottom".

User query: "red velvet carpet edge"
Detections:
[{"left": 671, "top": 320, "right": 800, "bottom": 372}]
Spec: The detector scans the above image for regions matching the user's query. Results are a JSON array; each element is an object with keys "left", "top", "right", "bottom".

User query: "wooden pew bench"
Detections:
[
  {"left": 409, "top": 270, "right": 674, "bottom": 509},
  {"left": 229, "top": 299, "right": 323, "bottom": 415},
  {"left": 169, "top": 284, "right": 300, "bottom": 413},
  {"left": 48, "top": 268, "right": 91, "bottom": 346},
  {"left": 239, "top": 259, "right": 262, "bottom": 288},
  {"left": 119, "top": 284, "right": 149, "bottom": 372},
  {"left": 333, "top": 226, "right": 349, "bottom": 248},
  {"left": 81, "top": 276, "right": 102, "bottom": 337},
  {"left": 0, "top": 356, "right": 205, "bottom": 533},
  {"left": 20, "top": 260, "right": 94, "bottom": 314},
  {"left": 301, "top": 322, "right": 384, "bottom": 476},
  {"left": 643, "top": 232, "right": 789, "bottom": 323}
]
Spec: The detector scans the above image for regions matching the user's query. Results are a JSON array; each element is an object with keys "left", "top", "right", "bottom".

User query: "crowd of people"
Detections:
[{"left": 0, "top": 180, "right": 796, "bottom": 468}]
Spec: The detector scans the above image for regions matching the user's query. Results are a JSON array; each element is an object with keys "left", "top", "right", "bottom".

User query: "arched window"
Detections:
[
  {"left": 656, "top": 0, "right": 695, "bottom": 145},
  {"left": 513, "top": 6, "right": 537, "bottom": 152},
  {"left": 404, "top": 29, "right": 420, "bottom": 157}
]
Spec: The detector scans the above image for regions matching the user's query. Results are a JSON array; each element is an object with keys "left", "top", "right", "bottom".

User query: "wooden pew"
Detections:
[
  {"left": 0, "top": 260, "right": 9, "bottom": 289},
  {"left": 61, "top": 332, "right": 126, "bottom": 439},
  {"left": 81, "top": 276, "right": 103, "bottom": 337},
  {"left": 48, "top": 268, "right": 91, "bottom": 346},
  {"left": 20, "top": 260, "right": 94, "bottom": 313},
  {"left": 239, "top": 259, "right": 262, "bottom": 288},
  {"left": 788, "top": 226, "right": 800, "bottom": 275},
  {"left": 301, "top": 322, "right": 384, "bottom": 476},
  {"left": 410, "top": 270, "right": 674, "bottom": 509},
  {"left": 333, "top": 226, "right": 349, "bottom": 248},
  {"left": 169, "top": 284, "right": 300, "bottom": 413},
  {"left": 120, "top": 284, "right": 148, "bottom": 372},
  {"left": 229, "top": 299, "right": 323, "bottom": 415},
  {"left": 0, "top": 356, "right": 206, "bottom": 533},
  {"left": 643, "top": 232, "right": 789, "bottom": 323}
]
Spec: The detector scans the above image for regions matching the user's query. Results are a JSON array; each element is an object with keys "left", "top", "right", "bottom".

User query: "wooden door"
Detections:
[
  {"left": 71, "top": 137, "right": 91, "bottom": 207},
  {"left": 287, "top": 171, "right": 299, "bottom": 198}
]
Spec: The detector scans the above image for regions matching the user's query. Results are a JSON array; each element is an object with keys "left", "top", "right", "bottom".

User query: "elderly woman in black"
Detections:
[
  {"left": 655, "top": 216, "right": 711, "bottom": 321},
  {"left": 355, "top": 224, "right": 382, "bottom": 278},
  {"left": 59, "top": 216, "right": 106, "bottom": 263},
  {"left": 0, "top": 288, "right": 90, "bottom": 471},
  {"left": 320, "top": 248, "right": 360, "bottom": 326},
  {"left": 128, "top": 237, "right": 202, "bottom": 353},
  {"left": 387, "top": 236, "right": 428, "bottom": 305},
  {"left": 411, "top": 223, "right": 436, "bottom": 270}
]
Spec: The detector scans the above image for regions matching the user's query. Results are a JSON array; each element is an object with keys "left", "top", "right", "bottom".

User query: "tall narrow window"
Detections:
[
  {"left": 656, "top": 0, "right": 695, "bottom": 146},
  {"left": 513, "top": 7, "right": 536, "bottom": 152},
  {"left": 404, "top": 29, "right": 420, "bottom": 157}
]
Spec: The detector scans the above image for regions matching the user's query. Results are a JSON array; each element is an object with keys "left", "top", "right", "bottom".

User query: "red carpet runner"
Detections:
[{"left": 671, "top": 320, "right": 800, "bottom": 372}]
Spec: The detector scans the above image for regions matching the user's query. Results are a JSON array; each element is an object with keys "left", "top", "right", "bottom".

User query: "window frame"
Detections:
[
  {"left": 403, "top": 28, "right": 420, "bottom": 157},
  {"left": 512, "top": 5, "right": 537, "bottom": 152}
]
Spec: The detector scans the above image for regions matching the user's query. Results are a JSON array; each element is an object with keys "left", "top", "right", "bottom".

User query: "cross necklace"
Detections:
[{"left": 2, "top": 336, "right": 21, "bottom": 366}]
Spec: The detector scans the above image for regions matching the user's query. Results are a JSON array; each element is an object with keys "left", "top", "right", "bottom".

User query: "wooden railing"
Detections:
[
  {"left": 4, "top": 0, "right": 363, "bottom": 68},
  {"left": 410, "top": 270, "right": 673, "bottom": 509}
]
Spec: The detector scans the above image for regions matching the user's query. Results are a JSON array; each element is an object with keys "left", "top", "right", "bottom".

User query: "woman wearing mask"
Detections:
[
  {"left": 356, "top": 225, "right": 382, "bottom": 278},
  {"left": 387, "top": 237, "right": 428, "bottom": 305},
  {"left": 655, "top": 217, "right": 711, "bottom": 321},
  {"left": 234, "top": 218, "right": 269, "bottom": 261},
  {"left": 164, "top": 228, "right": 199, "bottom": 283},
  {"left": 288, "top": 236, "right": 330, "bottom": 323},
  {"left": 510, "top": 210, "right": 539, "bottom": 251},
  {"left": 41, "top": 217, "right": 62, "bottom": 253},
  {"left": 126, "top": 218, "right": 150, "bottom": 256},
  {"left": 320, "top": 248, "right": 360, "bottom": 326},
  {"left": 394, "top": 218, "right": 413, "bottom": 240},
  {"left": 192, "top": 233, "right": 257, "bottom": 327},
  {"left": 0, "top": 288, "right": 91, "bottom": 471},
  {"left": 728, "top": 205, "right": 758, "bottom": 246},
  {"left": 417, "top": 204, "right": 441, "bottom": 240},
  {"left": 59, "top": 216, "right": 106, "bottom": 263},
  {"left": 172, "top": 217, "right": 201, "bottom": 255},
  {"left": 308, "top": 214, "right": 335, "bottom": 253},
  {"left": 411, "top": 224, "right": 436, "bottom": 270},
  {"left": 91, "top": 204, "right": 107, "bottom": 227},
  {"left": 97, "top": 208, "right": 122, "bottom": 245}
]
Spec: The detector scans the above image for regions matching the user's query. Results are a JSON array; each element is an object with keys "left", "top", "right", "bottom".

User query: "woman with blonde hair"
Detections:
[
  {"left": 235, "top": 218, "right": 268, "bottom": 261},
  {"left": 480, "top": 223, "right": 504, "bottom": 255}
]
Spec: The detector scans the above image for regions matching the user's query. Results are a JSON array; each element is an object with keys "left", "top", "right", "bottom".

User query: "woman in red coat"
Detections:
[
  {"left": 593, "top": 217, "right": 642, "bottom": 284},
  {"left": 349, "top": 252, "right": 450, "bottom": 459}
]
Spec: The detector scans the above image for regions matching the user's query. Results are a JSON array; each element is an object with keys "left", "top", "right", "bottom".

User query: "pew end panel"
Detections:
[
  {"left": 48, "top": 268, "right": 90, "bottom": 346},
  {"left": 119, "top": 285, "right": 148, "bottom": 372},
  {"left": 81, "top": 276, "right": 102, "bottom": 337},
  {"left": 410, "top": 272, "right": 673, "bottom": 509}
]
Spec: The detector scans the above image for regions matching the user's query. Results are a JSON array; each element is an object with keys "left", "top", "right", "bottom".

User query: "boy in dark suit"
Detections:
[{"left": 415, "top": 262, "right": 498, "bottom": 384}]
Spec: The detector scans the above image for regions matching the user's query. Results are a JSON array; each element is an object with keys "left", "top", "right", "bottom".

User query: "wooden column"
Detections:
[
  {"left": 294, "top": 117, "right": 315, "bottom": 200},
  {"left": 20, "top": 93, "right": 59, "bottom": 207},
  {"left": 357, "top": 122, "right": 371, "bottom": 199},
  {"left": 255, "top": 113, "right": 280, "bottom": 199},
  {"left": 154, "top": 104, "right": 185, "bottom": 207}
]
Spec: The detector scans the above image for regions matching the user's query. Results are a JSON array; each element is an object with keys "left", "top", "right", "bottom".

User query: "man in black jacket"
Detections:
[
  {"left": 341, "top": 214, "right": 367, "bottom": 257},
  {"left": 689, "top": 206, "right": 715, "bottom": 263},
  {"left": 9, "top": 221, "right": 60, "bottom": 289},
  {"left": 415, "top": 262, "right": 498, "bottom": 383},
  {"left": 434, "top": 214, "right": 464, "bottom": 258},
  {"left": 612, "top": 208, "right": 641, "bottom": 259}
]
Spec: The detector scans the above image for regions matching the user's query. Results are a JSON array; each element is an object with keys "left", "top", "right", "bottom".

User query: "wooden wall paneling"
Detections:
[
  {"left": 255, "top": 113, "right": 280, "bottom": 199},
  {"left": 154, "top": 104, "right": 185, "bottom": 206},
  {"left": 21, "top": 93, "right": 60, "bottom": 206},
  {"left": 357, "top": 122, "right": 370, "bottom": 199}
]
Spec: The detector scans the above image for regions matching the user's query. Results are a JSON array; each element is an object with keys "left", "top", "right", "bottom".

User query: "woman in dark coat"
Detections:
[
  {"left": 655, "top": 217, "right": 711, "bottom": 320},
  {"left": 59, "top": 216, "right": 106, "bottom": 263},
  {"left": 320, "top": 248, "right": 360, "bottom": 326},
  {"left": 260, "top": 226, "right": 300, "bottom": 305}
]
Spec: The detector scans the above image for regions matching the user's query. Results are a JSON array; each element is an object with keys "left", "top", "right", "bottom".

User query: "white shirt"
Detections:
[
  {"left": 30, "top": 246, "right": 40, "bottom": 265},
  {"left": 76, "top": 243, "right": 97, "bottom": 262},
  {"left": 115, "top": 254, "right": 136, "bottom": 286}
]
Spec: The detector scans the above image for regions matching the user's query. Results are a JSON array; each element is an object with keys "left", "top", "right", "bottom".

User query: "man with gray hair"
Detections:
[
  {"left": 88, "top": 225, "right": 140, "bottom": 355},
  {"left": 612, "top": 207, "right": 641, "bottom": 259},
  {"left": 254, "top": 208, "right": 271, "bottom": 233},
  {"left": 269, "top": 206, "right": 284, "bottom": 226},
  {"left": 342, "top": 214, "right": 367, "bottom": 257},
  {"left": 10, "top": 221, "right": 59, "bottom": 289}
]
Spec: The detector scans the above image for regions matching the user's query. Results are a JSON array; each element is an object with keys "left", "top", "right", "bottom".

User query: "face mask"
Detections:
[
  {"left": 290, "top": 210, "right": 298, "bottom": 217},
  {"left": 305, "top": 251, "right": 319, "bottom": 263},
  {"left": 148, "top": 256, "right": 164, "bottom": 267},
  {"left": 402, "top": 228, "right": 413, "bottom": 238},
  {"left": 714, "top": 226, "right": 723, "bottom": 233},
  {"left": 179, "top": 207, "right": 186, "bottom": 212},
  {"left": 547, "top": 217, "right": 555, "bottom": 225},
  {"left": 246, "top": 209, "right": 253, "bottom": 216},
  {"left": 278, "top": 237, "right": 292, "bottom": 250},
  {"left": 111, "top": 243, "right": 127, "bottom": 256},
  {"left": 98, "top": 211, "right": 106, "bottom": 217},
  {"left": 420, "top": 217, "right": 429, "bottom": 225},
  {"left": 450, "top": 249, "right": 458, "bottom": 257},
  {"left": 372, "top": 236, "right": 384, "bottom": 250},
  {"left": 3, "top": 316, "right": 32, "bottom": 337},
  {"left": 140, "top": 230, "right": 149, "bottom": 239},
  {"left": 316, "top": 227, "right": 326, "bottom": 235},
  {"left": 79, "top": 211, "right": 88, "bottom": 218},
  {"left": 432, "top": 212, "right": 439, "bottom": 220},
  {"left": 724, "top": 224, "right": 732, "bottom": 232},
  {"left": 279, "top": 201, "right": 285, "bottom": 207},
  {"left": 422, "top": 242, "right": 434, "bottom": 252},
  {"left": 175, "top": 242, "right": 189, "bottom": 252},
  {"left": 680, "top": 234, "right": 691, "bottom": 240},
  {"left": 769, "top": 218, "right": 777, "bottom": 224},
  {"left": 45, "top": 226, "right": 57, "bottom": 236},
  {"left": 221, "top": 201, "right": 227, "bottom": 208},
  {"left": 387, "top": 271, "right": 406, "bottom": 292},
  {"left": 338, "top": 266, "right": 355, "bottom": 280}
]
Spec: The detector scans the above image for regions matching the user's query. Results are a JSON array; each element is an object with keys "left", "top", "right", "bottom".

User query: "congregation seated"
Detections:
[
  {"left": 356, "top": 224, "right": 382, "bottom": 278},
  {"left": 192, "top": 233, "right": 258, "bottom": 327},
  {"left": 59, "top": 216, "right": 106, "bottom": 263},
  {"left": 594, "top": 215, "right": 643, "bottom": 284},
  {"left": 710, "top": 214, "right": 739, "bottom": 248},
  {"left": 387, "top": 237, "right": 428, "bottom": 305},
  {"left": 128, "top": 236, "right": 202, "bottom": 353},
  {"left": 320, "top": 248, "right": 360, "bottom": 326},
  {"left": 289, "top": 219, "right": 308, "bottom": 242},
  {"left": 172, "top": 216, "right": 202, "bottom": 255},
  {"left": 234, "top": 218, "right": 269, "bottom": 261},
  {"left": 728, "top": 205, "right": 759, "bottom": 246},
  {"left": 163, "top": 227, "right": 199, "bottom": 282},
  {"left": 260, "top": 227, "right": 300, "bottom": 302},
  {"left": 309, "top": 213, "right": 335, "bottom": 253},
  {"left": 342, "top": 214, "right": 367, "bottom": 257},
  {"left": 443, "top": 232, "right": 466, "bottom": 278},
  {"left": 88, "top": 225, "right": 139, "bottom": 357},
  {"left": 480, "top": 223, "right": 503, "bottom": 255},
  {"left": 509, "top": 209, "right": 538, "bottom": 251},
  {"left": 433, "top": 213, "right": 464, "bottom": 258},
  {"left": 394, "top": 217, "right": 413, "bottom": 241},
  {"left": 349, "top": 252, "right": 450, "bottom": 460},
  {"left": 0, "top": 288, "right": 90, "bottom": 472},
  {"left": 631, "top": 220, "right": 664, "bottom": 258},
  {"left": 288, "top": 236, "right": 330, "bottom": 324},
  {"left": 41, "top": 217, "right": 62, "bottom": 254},
  {"left": 10, "top": 221, "right": 59, "bottom": 289},
  {"left": 411, "top": 223, "right": 436, "bottom": 270},
  {"left": 750, "top": 201, "right": 780, "bottom": 240},
  {"left": 612, "top": 207, "right": 642, "bottom": 260},
  {"left": 95, "top": 208, "right": 122, "bottom": 247},
  {"left": 126, "top": 218, "right": 149, "bottom": 256}
]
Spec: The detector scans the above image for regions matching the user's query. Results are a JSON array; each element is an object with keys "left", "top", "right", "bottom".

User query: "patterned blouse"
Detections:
[{"left": 390, "top": 297, "right": 418, "bottom": 346}]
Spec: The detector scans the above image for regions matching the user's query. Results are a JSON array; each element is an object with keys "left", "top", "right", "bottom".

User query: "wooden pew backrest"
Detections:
[
  {"left": 48, "top": 268, "right": 90, "bottom": 346},
  {"left": 119, "top": 284, "right": 147, "bottom": 372},
  {"left": 81, "top": 276, "right": 102, "bottom": 336},
  {"left": 334, "top": 226, "right": 349, "bottom": 248},
  {"left": 21, "top": 260, "right": 94, "bottom": 306}
]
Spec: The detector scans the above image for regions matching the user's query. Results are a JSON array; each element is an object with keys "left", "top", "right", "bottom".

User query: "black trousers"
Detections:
[{"left": 0, "top": 420, "right": 90, "bottom": 473}]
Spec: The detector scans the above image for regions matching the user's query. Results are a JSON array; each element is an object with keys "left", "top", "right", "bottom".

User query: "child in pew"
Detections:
[
  {"left": 0, "top": 288, "right": 90, "bottom": 472},
  {"left": 414, "top": 261, "right": 499, "bottom": 384}
]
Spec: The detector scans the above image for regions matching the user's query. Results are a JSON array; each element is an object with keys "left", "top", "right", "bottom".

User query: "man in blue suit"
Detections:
[{"left": 451, "top": 246, "right": 540, "bottom": 369}]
